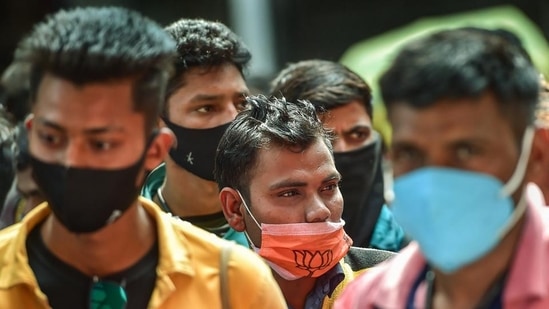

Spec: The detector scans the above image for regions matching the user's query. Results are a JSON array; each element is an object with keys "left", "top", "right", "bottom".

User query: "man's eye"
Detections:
[
  {"left": 392, "top": 148, "right": 423, "bottom": 165},
  {"left": 91, "top": 141, "right": 114, "bottom": 151},
  {"left": 455, "top": 144, "right": 477, "bottom": 161},
  {"left": 322, "top": 182, "right": 340, "bottom": 192},
  {"left": 279, "top": 190, "right": 298, "bottom": 197},
  {"left": 38, "top": 132, "right": 62, "bottom": 146},
  {"left": 350, "top": 129, "right": 370, "bottom": 141},
  {"left": 196, "top": 105, "right": 214, "bottom": 113}
]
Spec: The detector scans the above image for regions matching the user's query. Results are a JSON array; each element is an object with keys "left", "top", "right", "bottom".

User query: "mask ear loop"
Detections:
[
  {"left": 500, "top": 126, "right": 535, "bottom": 197},
  {"left": 236, "top": 190, "right": 263, "bottom": 249},
  {"left": 497, "top": 126, "right": 534, "bottom": 237},
  {"left": 498, "top": 193, "right": 528, "bottom": 238}
]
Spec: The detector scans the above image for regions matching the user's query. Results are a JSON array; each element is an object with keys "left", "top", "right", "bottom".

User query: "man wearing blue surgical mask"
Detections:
[
  {"left": 335, "top": 28, "right": 549, "bottom": 309},
  {"left": 141, "top": 19, "right": 250, "bottom": 246}
]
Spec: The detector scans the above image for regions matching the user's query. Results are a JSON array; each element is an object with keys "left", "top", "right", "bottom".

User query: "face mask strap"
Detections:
[
  {"left": 498, "top": 192, "right": 528, "bottom": 237},
  {"left": 500, "top": 126, "right": 535, "bottom": 197},
  {"left": 236, "top": 190, "right": 262, "bottom": 230}
]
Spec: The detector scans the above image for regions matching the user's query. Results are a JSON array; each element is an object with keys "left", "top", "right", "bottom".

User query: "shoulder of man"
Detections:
[
  {"left": 335, "top": 243, "right": 425, "bottom": 309},
  {"left": 141, "top": 163, "right": 166, "bottom": 199},
  {"left": 369, "top": 205, "right": 406, "bottom": 251},
  {"left": 222, "top": 243, "right": 286, "bottom": 308},
  {"left": 149, "top": 203, "right": 286, "bottom": 308},
  {"left": 343, "top": 246, "right": 396, "bottom": 272}
]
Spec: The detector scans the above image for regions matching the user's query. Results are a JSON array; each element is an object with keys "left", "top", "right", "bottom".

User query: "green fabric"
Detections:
[
  {"left": 141, "top": 164, "right": 248, "bottom": 247},
  {"left": 369, "top": 205, "right": 405, "bottom": 252},
  {"left": 340, "top": 5, "right": 549, "bottom": 148},
  {"left": 89, "top": 280, "right": 127, "bottom": 309}
]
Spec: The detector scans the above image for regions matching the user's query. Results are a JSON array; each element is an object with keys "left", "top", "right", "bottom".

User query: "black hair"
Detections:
[
  {"left": 0, "top": 61, "right": 31, "bottom": 122},
  {"left": 214, "top": 95, "right": 332, "bottom": 201},
  {"left": 380, "top": 27, "right": 540, "bottom": 140},
  {"left": 14, "top": 6, "right": 176, "bottom": 132},
  {"left": 270, "top": 59, "right": 373, "bottom": 118},
  {"left": 163, "top": 18, "right": 251, "bottom": 113}
]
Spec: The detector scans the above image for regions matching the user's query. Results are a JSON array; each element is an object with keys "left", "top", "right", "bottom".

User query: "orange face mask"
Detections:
[{"left": 238, "top": 191, "right": 353, "bottom": 281}]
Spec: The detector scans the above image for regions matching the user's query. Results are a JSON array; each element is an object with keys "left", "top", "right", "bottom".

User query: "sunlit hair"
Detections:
[
  {"left": 15, "top": 7, "right": 176, "bottom": 132},
  {"left": 163, "top": 18, "right": 251, "bottom": 115},
  {"left": 270, "top": 59, "right": 373, "bottom": 118},
  {"left": 380, "top": 27, "right": 540, "bottom": 142},
  {"left": 214, "top": 95, "right": 333, "bottom": 201}
]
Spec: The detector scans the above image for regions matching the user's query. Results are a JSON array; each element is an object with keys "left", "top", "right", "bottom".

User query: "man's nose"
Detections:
[
  {"left": 305, "top": 195, "right": 331, "bottom": 223},
  {"left": 62, "top": 141, "right": 88, "bottom": 167}
]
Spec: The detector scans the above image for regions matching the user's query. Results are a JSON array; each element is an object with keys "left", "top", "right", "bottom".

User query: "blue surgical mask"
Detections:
[{"left": 391, "top": 127, "right": 534, "bottom": 273}]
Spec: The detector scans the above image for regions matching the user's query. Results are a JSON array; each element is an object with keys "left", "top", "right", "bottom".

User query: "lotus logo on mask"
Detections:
[
  {"left": 294, "top": 250, "right": 334, "bottom": 277},
  {"left": 237, "top": 190, "right": 352, "bottom": 280}
]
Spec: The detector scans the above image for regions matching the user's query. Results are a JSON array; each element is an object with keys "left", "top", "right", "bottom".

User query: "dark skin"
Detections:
[
  {"left": 388, "top": 92, "right": 541, "bottom": 309},
  {"left": 219, "top": 139, "right": 344, "bottom": 309},
  {"left": 28, "top": 73, "right": 173, "bottom": 277},
  {"left": 160, "top": 63, "right": 249, "bottom": 217}
]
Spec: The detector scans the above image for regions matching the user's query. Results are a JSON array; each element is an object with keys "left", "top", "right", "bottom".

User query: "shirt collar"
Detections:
[
  {"left": 504, "top": 183, "right": 549, "bottom": 302},
  {"left": 301, "top": 263, "right": 345, "bottom": 309}
]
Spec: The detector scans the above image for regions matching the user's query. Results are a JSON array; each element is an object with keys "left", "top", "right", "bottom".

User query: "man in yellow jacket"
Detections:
[{"left": 0, "top": 6, "right": 285, "bottom": 309}]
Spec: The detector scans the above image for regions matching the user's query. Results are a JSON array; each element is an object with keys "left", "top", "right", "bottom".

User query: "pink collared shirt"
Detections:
[{"left": 334, "top": 183, "right": 549, "bottom": 309}]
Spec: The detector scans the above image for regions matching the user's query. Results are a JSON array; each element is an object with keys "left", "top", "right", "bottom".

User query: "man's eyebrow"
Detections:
[
  {"left": 37, "top": 119, "right": 65, "bottom": 132},
  {"left": 343, "top": 124, "right": 371, "bottom": 135},
  {"left": 269, "top": 180, "right": 307, "bottom": 191},
  {"left": 268, "top": 172, "right": 341, "bottom": 191},
  {"left": 36, "top": 119, "right": 124, "bottom": 135},
  {"left": 191, "top": 94, "right": 224, "bottom": 102},
  {"left": 83, "top": 126, "right": 125, "bottom": 135},
  {"left": 323, "top": 172, "right": 342, "bottom": 182}
]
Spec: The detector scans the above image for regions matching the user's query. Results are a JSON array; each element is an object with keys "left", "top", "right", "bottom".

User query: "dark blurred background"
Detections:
[{"left": 1, "top": 0, "right": 548, "bottom": 90}]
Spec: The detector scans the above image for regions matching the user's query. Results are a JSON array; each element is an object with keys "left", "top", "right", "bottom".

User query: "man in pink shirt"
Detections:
[{"left": 335, "top": 28, "right": 549, "bottom": 309}]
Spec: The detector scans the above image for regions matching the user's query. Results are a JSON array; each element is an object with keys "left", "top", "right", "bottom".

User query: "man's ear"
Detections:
[
  {"left": 144, "top": 127, "right": 174, "bottom": 171},
  {"left": 25, "top": 114, "right": 34, "bottom": 130},
  {"left": 158, "top": 117, "right": 167, "bottom": 128},
  {"left": 219, "top": 187, "right": 247, "bottom": 232}
]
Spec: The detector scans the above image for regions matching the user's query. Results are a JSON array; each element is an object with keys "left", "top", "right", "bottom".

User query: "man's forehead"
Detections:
[{"left": 252, "top": 142, "right": 338, "bottom": 179}]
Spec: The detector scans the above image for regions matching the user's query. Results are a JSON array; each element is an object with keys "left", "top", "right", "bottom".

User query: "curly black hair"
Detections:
[{"left": 164, "top": 18, "right": 251, "bottom": 99}]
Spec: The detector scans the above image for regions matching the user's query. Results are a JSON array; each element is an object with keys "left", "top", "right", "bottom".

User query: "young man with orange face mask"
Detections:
[{"left": 215, "top": 95, "right": 394, "bottom": 309}]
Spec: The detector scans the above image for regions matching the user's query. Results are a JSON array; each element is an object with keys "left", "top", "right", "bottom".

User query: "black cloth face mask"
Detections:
[
  {"left": 30, "top": 141, "right": 152, "bottom": 234},
  {"left": 333, "top": 133, "right": 385, "bottom": 248},
  {"left": 163, "top": 117, "right": 230, "bottom": 181}
]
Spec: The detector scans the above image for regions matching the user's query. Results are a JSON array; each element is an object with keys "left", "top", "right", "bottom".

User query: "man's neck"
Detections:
[
  {"left": 162, "top": 160, "right": 222, "bottom": 217},
  {"left": 431, "top": 214, "right": 526, "bottom": 309},
  {"left": 274, "top": 273, "right": 317, "bottom": 309},
  {"left": 40, "top": 202, "right": 156, "bottom": 277}
]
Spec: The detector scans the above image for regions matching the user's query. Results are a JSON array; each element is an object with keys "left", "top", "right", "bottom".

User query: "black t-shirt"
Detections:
[{"left": 26, "top": 223, "right": 158, "bottom": 309}]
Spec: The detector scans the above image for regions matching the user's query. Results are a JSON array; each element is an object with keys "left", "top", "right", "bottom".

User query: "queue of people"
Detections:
[{"left": 0, "top": 5, "right": 548, "bottom": 309}]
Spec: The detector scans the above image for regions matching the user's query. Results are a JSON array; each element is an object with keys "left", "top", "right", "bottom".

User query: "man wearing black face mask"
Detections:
[
  {"left": 0, "top": 7, "right": 286, "bottom": 309},
  {"left": 270, "top": 60, "right": 405, "bottom": 251},
  {"left": 141, "top": 19, "right": 251, "bottom": 246}
]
